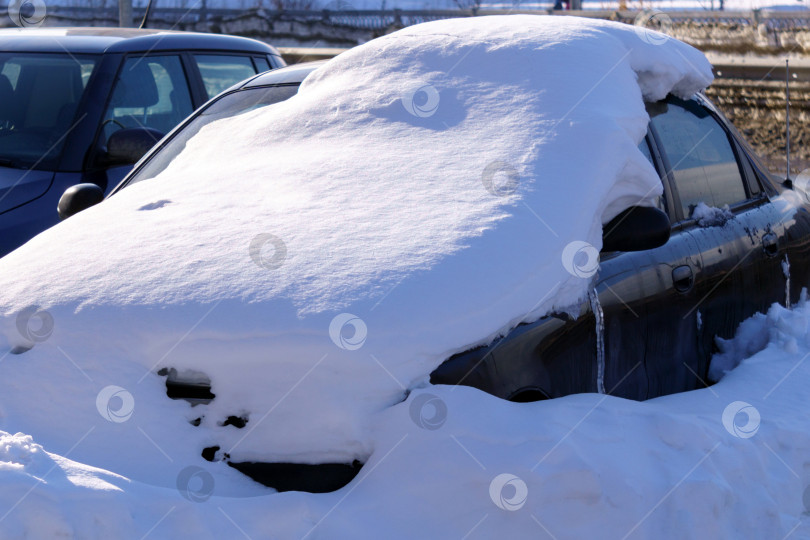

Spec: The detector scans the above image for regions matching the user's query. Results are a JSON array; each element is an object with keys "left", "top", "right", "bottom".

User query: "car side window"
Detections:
[
  {"left": 101, "top": 55, "right": 193, "bottom": 141},
  {"left": 638, "top": 138, "right": 653, "bottom": 164},
  {"left": 639, "top": 137, "right": 667, "bottom": 213},
  {"left": 253, "top": 56, "right": 271, "bottom": 72},
  {"left": 650, "top": 99, "right": 747, "bottom": 220},
  {"left": 194, "top": 55, "right": 258, "bottom": 99},
  {"left": 0, "top": 62, "right": 20, "bottom": 87}
]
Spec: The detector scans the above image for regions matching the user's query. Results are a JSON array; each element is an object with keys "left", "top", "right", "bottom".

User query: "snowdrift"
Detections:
[
  {"left": 0, "top": 16, "right": 711, "bottom": 473},
  {"left": 2, "top": 300, "right": 810, "bottom": 538}
]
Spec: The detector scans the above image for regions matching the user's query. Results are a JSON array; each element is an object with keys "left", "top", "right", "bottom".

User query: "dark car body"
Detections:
[
  {"left": 82, "top": 61, "right": 810, "bottom": 493},
  {"left": 0, "top": 27, "right": 284, "bottom": 257},
  {"left": 432, "top": 94, "right": 808, "bottom": 403},
  {"left": 112, "top": 61, "right": 808, "bottom": 407}
]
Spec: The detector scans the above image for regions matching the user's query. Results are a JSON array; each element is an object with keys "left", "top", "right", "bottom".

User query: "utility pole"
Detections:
[{"left": 119, "top": 0, "right": 133, "bottom": 27}]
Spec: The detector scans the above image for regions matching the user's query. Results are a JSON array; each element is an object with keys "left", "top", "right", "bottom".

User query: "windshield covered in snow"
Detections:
[
  {"left": 0, "top": 53, "right": 97, "bottom": 170},
  {"left": 124, "top": 84, "right": 300, "bottom": 187}
]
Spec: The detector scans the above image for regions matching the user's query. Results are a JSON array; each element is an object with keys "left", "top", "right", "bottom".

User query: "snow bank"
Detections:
[
  {"left": 2, "top": 300, "right": 810, "bottom": 538},
  {"left": 0, "top": 16, "right": 711, "bottom": 469}
]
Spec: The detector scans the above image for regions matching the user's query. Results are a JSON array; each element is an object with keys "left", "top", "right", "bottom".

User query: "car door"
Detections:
[
  {"left": 648, "top": 96, "right": 787, "bottom": 385},
  {"left": 433, "top": 97, "right": 798, "bottom": 402},
  {"left": 85, "top": 54, "right": 196, "bottom": 192},
  {"left": 432, "top": 133, "right": 705, "bottom": 402},
  {"left": 596, "top": 132, "right": 705, "bottom": 400}
]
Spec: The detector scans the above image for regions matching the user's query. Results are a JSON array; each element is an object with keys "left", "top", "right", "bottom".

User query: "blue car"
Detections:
[{"left": 0, "top": 27, "right": 284, "bottom": 257}]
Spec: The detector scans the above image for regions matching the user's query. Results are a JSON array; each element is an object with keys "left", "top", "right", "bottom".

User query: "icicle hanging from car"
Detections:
[
  {"left": 782, "top": 255, "right": 791, "bottom": 310},
  {"left": 589, "top": 289, "right": 606, "bottom": 394}
]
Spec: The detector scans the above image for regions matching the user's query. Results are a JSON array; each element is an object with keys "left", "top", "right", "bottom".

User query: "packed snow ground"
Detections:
[{"left": 2, "top": 300, "right": 810, "bottom": 538}]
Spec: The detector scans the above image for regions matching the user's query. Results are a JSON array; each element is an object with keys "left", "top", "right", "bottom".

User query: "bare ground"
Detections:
[{"left": 706, "top": 78, "right": 810, "bottom": 177}]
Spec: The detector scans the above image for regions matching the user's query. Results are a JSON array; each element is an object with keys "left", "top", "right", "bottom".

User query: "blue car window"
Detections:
[
  {"left": 0, "top": 53, "right": 97, "bottom": 170},
  {"left": 194, "top": 55, "right": 258, "bottom": 99},
  {"left": 101, "top": 55, "right": 194, "bottom": 143}
]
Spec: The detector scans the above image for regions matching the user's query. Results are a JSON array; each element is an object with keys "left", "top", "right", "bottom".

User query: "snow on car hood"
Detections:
[{"left": 0, "top": 16, "right": 712, "bottom": 471}]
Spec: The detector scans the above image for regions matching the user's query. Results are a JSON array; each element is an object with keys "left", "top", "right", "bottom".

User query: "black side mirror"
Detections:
[
  {"left": 106, "top": 127, "right": 164, "bottom": 166},
  {"left": 602, "top": 206, "right": 670, "bottom": 253},
  {"left": 57, "top": 183, "right": 104, "bottom": 220}
]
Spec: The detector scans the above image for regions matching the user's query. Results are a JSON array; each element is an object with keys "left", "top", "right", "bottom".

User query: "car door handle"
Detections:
[
  {"left": 672, "top": 265, "right": 694, "bottom": 293},
  {"left": 762, "top": 232, "right": 778, "bottom": 257}
]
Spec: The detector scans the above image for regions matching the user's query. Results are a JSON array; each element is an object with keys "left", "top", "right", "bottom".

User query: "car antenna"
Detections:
[
  {"left": 139, "top": 0, "right": 154, "bottom": 29},
  {"left": 785, "top": 58, "right": 792, "bottom": 186}
]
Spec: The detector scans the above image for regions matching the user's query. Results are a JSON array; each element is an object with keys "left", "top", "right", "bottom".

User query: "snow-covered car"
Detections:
[
  {"left": 0, "top": 27, "right": 285, "bottom": 257},
  {"left": 64, "top": 52, "right": 802, "bottom": 407},
  {"left": 0, "top": 15, "right": 806, "bottom": 503}
]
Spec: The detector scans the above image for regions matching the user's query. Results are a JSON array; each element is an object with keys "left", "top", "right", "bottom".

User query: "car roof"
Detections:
[
  {"left": 241, "top": 60, "right": 327, "bottom": 88},
  {"left": 0, "top": 27, "right": 279, "bottom": 55}
]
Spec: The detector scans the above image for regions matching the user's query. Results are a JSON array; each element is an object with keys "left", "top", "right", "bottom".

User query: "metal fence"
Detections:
[{"left": 2, "top": 6, "right": 810, "bottom": 30}]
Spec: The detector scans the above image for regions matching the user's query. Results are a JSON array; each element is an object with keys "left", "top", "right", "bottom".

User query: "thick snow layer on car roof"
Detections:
[{"left": 0, "top": 16, "right": 711, "bottom": 466}]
